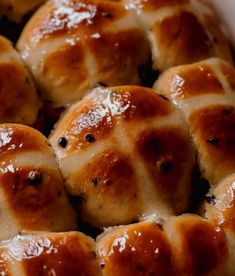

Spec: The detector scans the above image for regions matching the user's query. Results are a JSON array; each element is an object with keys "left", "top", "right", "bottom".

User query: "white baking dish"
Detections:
[{"left": 210, "top": 0, "right": 235, "bottom": 47}]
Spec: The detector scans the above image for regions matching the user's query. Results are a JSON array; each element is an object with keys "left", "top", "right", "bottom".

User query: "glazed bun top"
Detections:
[
  {"left": 0, "top": 123, "right": 77, "bottom": 240},
  {"left": 17, "top": 0, "right": 150, "bottom": 108},
  {"left": 17, "top": 0, "right": 232, "bottom": 108},
  {"left": 0, "top": 231, "right": 101, "bottom": 276},
  {"left": 123, "top": 0, "right": 233, "bottom": 69},
  {"left": 0, "top": 36, "right": 41, "bottom": 125},
  {"left": 49, "top": 85, "right": 195, "bottom": 228},
  {"left": 154, "top": 58, "right": 235, "bottom": 186}
]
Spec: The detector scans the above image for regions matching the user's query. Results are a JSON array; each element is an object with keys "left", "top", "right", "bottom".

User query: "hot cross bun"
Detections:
[
  {"left": 0, "top": 36, "right": 41, "bottom": 125},
  {"left": 0, "top": 124, "right": 77, "bottom": 240}
]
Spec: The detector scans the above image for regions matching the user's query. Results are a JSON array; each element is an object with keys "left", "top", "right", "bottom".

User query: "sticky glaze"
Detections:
[
  {"left": 0, "top": 125, "right": 50, "bottom": 159},
  {"left": 189, "top": 104, "right": 235, "bottom": 184},
  {"left": 51, "top": 86, "right": 173, "bottom": 155},
  {"left": 0, "top": 124, "right": 77, "bottom": 239},
  {"left": 136, "top": 127, "right": 192, "bottom": 212},
  {"left": 170, "top": 215, "right": 228, "bottom": 275},
  {"left": 0, "top": 232, "right": 101, "bottom": 276},
  {"left": 97, "top": 222, "right": 173, "bottom": 276},
  {"left": 50, "top": 85, "right": 195, "bottom": 227},
  {"left": 0, "top": 36, "right": 41, "bottom": 125},
  {"left": 17, "top": 0, "right": 150, "bottom": 107},
  {"left": 220, "top": 62, "right": 235, "bottom": 91},
  {"left": 169, "top": 64, "right": 224, "bottom": 99},
  {"left": 71, "top": 150, "right": 141, "bottom": 227},
  {"left": 154, "top": 11, "right": 211, "bottom": 67}
]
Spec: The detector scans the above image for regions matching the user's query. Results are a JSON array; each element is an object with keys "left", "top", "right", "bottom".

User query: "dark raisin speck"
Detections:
[
  {"left": 205, "top": 194, "right": 216, "bottom": 205},
  {"left": 100, "top": 263, "right": 105, "bottom": 269},
  {"left": 58, "top": 137, "right": 68, "bottom": 148},
  {"left": 92, "top": 178, "right": 100, "bottom": 186},
  {"left": 204, "top": 33, "right": 212, "bottom": 47},
  {"left": 25, "top": 77, "right": 30, "bottom": 84},
  {"left": 158, "top": 161, "right": 173, "bottom": 174},
  {"left": 85, "top": 134, "right": 96, "bottom": 143},
  {"left": 27, "top": 170, "right": 43, "bottom": 185},
  {"left": 213, "top": 37, "right": 218, "bottom": 44},
  {"left": 207, "top": 137, "right": 219, "bottom": 145},
  {"left": 222, "top": 108, "right": 233, "bottom": 116},
  {"left": 91, "top": 251, "right": 97, "bottom": 258}
]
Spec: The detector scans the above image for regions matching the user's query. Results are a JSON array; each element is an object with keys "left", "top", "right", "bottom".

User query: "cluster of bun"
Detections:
[{"left": 0, "top": 0, "right": 234, "bottom": 275}]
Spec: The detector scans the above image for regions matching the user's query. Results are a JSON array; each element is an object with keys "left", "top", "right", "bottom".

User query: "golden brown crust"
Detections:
[
  {"left": 153, "top": 11, "right": 211, "bottom": 66},
  {"left": 50, "top": 85, "right": 195, "bottom": 227},
  {"left": 124, "top": 0, "right": 233, "bottom": 70},
  {"left": 0, "top": 232, "right": 101, "bottom": 276},
  {"left": 220, "top": 62, "right": 235, "bottom": 91},
  {"left": 17, "top": 0, "right": 150, "bottom": 107},
  {"left": 22, "top": 233, "right": 100, "bottom": 276},
  {"left": 157, "top": 62, "right": 225, "bottom": 100},
  {"left": 205, "top": 174, "right": 235, "bottom": 235},
  {"left": 97, "top": 216, "right": 229, "bottom": 276},
  {"left": 17, "top": 0, "right": 232, "bottom": 107},
  {"left": 0, "top": 124, "right": 77, "bottom": 240},
  {"left": 0, "top": 124, "right": 49, "bottom": 157},
  {"left": 71, "top": 149, "right": 141, "bottom": 226},
  {"left": 189, "top": 104, "right": 235, "bottom": 184},
  {"left": 136, "top": 127, "right": 194, "bottom": 212},
  {"left": 167, "top": 215, "right": 228, "bottom": 275},
  {"left": 154, "top": 58, "right": 235, "bottom": 186},
  {"left": 52, "top": 86, "right": 173, "bottom": 156},
  {"left": 0, "top": 36, "right": 41, "bottom": 125},
  {"left": 96, "top": 222, "right": 174, "bottom": 276}
]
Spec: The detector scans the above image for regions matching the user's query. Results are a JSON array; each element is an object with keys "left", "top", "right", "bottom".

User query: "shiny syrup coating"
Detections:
[
  {"left": 124, "top": 0, "right": 232, "bottom": 70},
  {"left": 0, "top": 124, "right": 49, "bottom": 158},
  {"left": 154, "top": 58, "right": 235, "bottom": 186},
  {"left": 0, "top": 166, "right": 71, "bottom": 230},
  {"left": 205, "top": 174, "right": 235, "bottom": 234},
  {"left": 97, "top": 216, "right": 229, "bottom": 276},
  {"left": 165, "top": 63, "right": 225, "bottom": 99},
  {"left": 23, "top": 0, "right": 128, "bottom": 41},
  {"left": 189, "top": 104, "right": 235, "bottom": 184},
  {"left": 0, "top": 232, "right": 101, "bottom": 276},
  {"left": 22, "top": 233, "right": 101, "bottom": 276},
  {"left": 136, "top": 127, "right": 193, "bottom": 212},
  {"left": 154, "top": 11, "right": 211, "bottom": 66},
  {"left": 0, "top": 36, "right": 41, "bottom": 125},
  {"left": 52, "top": 86, "right": 173, "bottom": 156},
  {"left": 169, "top": 215, "right": 228, "bottom": 275},
  {"left": 71, "top": 149, "right": 141, "bottom": 226},
  {"left": 220, "top": 62, "right": 235, "bottom": 91},
  {"left": 17, "top": 0, "right": 150, "bottom": 107},
  {"left": 97, "top": 222, "right": 174, "bottom": 276},
  {"left": 0, "top": 124, "right": 77, "bottom": 239},
  {"left": 50, "top": 85, "right": 195, "bottom": 227}
]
